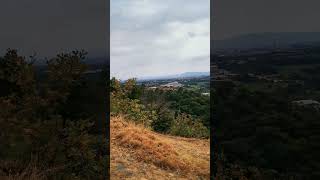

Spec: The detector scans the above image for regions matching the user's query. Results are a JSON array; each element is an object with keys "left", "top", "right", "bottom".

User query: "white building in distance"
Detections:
[{"left": 160, "top": 81, "right": 183, "bottom": 88}]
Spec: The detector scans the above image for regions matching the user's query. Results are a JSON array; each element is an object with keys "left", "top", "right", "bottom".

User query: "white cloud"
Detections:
[
  {"left": 155, "top": 18, "right": 210, "bottom": 60},
  {"left": 111, "top": 0, "right": 210, "bottom": 80},
  {"left": 124, "top": 0, "right": 166, "bottom": 18}
]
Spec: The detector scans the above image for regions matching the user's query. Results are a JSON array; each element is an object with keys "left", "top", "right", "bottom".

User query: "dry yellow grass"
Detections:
[{"left": 111, "top": 116, "right": 210, "bottom": 180}]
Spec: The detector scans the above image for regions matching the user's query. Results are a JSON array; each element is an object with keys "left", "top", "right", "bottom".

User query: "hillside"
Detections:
[
  {"left": 110, "top": 116, "right": 210, "bottom": 180},
  {"left": 213, "top": 32, "right": 320, "bottom": 50}
]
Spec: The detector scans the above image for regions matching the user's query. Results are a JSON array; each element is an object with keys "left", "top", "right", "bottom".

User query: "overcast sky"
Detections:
[
  {"left": 0, "top": 0, "right": 107, "bottom": 58},
  {"left": 213, "top": 0, "right": 320, "bottom": 40},
  {"left": 111, "top": 0, "right": 210, "bottom": 80}
]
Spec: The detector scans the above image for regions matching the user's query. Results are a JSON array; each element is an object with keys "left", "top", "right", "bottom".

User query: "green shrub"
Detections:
[
  {"left": 111, "top": 94, "right": 156, "bottom": 127},
  {"left": 169, "top": 113, "right": 209, "bottom": 138},
  {"left": 151, "top": 111, "right": 174, "bottom": 133}
]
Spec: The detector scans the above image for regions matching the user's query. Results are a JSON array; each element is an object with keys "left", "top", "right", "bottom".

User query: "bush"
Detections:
[
  {"left": 151, "top": 111, "right": 174, "bottom": 133},
  {"left": 169, "top": 113, "right": 209, "bottom": 138},
  {"left": 62, "top": 119, "right": 107, "bottom": 179},
  {"left": 111, "top": 94, "right": 156, "bottom": 127}
]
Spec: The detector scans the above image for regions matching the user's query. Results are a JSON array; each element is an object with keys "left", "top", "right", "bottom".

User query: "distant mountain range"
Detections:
[
  {"left": 213, "top": 32, "right": 320, "bottom": 51},
  {"left": 138, "top": 72, "right": 209, "bottom": 81}
]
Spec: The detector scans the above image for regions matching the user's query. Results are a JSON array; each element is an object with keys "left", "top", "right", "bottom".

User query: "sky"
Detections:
[
  {"left": 2, "top": 0, "right": 317, "bottom": 69},
  {"left": 213, "top": 0, "right": 320, "bottom": 40},
  {"left": 111, "top": 0, "right": 210, "bottom": 80},
  {"left": 0, "top": 0, "right": 108, "bottom": 58}
]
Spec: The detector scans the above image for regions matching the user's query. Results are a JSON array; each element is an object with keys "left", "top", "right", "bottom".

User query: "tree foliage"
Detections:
[
  {"left": 0, "top": 49, "right": 107, "bottom": 179},
  {"left": 110, "top": 77, "right": 209, "bottom": 138}
]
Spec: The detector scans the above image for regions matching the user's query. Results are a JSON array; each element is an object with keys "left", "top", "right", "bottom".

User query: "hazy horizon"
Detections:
[
  {"left": 111, "top": 71, "right": 210, "bottom": 81},
  {"left": 111, "top": 0, "right": 210, "bottom": 80}
]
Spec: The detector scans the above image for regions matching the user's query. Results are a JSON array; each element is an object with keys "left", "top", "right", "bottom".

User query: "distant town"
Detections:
[{"left": 134, "top": 73, "right": 210, "bottom": 96}]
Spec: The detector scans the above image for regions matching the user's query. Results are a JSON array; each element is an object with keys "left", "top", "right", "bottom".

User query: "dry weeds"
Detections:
[{"left": 111, "top": 116, "right": 210, "bottom": 180}]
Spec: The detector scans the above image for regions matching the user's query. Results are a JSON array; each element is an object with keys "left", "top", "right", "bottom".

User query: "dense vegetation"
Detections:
[
  {"left": 0, "top": 49, "right": 108, "bottom": 179},
  {"left": 213, "top": 48, "right": 320, "bottom": 179},
  {"left": 110, "top": 78, "right": 210, "bottom": 138}
]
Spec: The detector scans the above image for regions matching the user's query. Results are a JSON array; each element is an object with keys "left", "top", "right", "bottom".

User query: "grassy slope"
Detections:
[{"left": 110, "top": 116, "right": 210, "bottom": 180}]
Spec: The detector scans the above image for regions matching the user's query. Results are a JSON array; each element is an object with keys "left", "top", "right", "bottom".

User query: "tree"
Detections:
[
  {"left": 0, "top": 49, "right": 35, "bottom": 97},
  {"left": 0, "top": 49, "right": 108, "bottom": 179},
  {"left": 110, "top": 77, "right": 121, "bottom": 95},
  {"left": 124, "top": 78, "right": 142, "bottom": 99}
]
